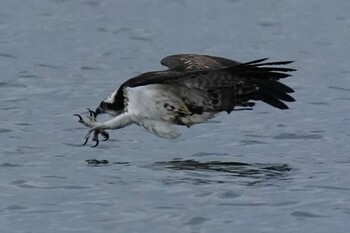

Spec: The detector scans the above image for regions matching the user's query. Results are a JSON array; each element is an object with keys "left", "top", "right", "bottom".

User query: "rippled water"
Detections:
[{"left": 1, "top": 0, "right": 350, "bottom": 232}]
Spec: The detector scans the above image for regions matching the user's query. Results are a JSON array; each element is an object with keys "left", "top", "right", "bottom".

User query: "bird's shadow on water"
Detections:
[
  {"left": 84, "top": 155, "right": 294, "bottom": 186},
  {"left": 152, "top": 158, "right": 294, "bottom": 186}
]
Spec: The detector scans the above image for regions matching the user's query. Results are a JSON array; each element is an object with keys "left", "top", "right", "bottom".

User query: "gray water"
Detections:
[{"left": 1, "top": 0, "right": 350, "bottom": 232}]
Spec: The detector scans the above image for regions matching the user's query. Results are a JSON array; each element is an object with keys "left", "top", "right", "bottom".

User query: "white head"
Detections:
[{"left": 95, "top": 89, "right": 124, "bottom": 116}]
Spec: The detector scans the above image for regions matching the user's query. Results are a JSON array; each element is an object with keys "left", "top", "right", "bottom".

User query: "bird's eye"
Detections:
[{"left": 100, "top": 101, "right": 113, "bottom": 110}]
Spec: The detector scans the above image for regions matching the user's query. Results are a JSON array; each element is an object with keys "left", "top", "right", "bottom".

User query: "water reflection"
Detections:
[{"left": 154, "top": 159, "right": 293, "bottom": 185}]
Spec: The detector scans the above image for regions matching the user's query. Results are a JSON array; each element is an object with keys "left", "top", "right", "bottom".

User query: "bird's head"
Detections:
[{"left": 94, "top": 90, "right": 123, "bottom": 117}]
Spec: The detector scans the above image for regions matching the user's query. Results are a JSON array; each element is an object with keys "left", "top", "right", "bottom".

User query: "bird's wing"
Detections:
[
  {"left": 160, "top": 54, "right": 240, "bottom": 71},
  {"left": 122, "top": 58, "right": 295, "bottom": 113}
]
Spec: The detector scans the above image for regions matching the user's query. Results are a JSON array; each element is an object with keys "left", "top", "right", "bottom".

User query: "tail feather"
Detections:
[
  {"left": 256, "top": 79, "right": 294, "bottom": 93},
  {"left": 258, "top": 88, "right": 295, "bottom": 102},
  {"left": 257, "top": 94, "right": 289, "bottom": 110},
  {"left": 178, "top": 57, "right": 296, "bottom": 115},
  {"left": 227, "top": 58, "right": 295, "bottom": 109}
]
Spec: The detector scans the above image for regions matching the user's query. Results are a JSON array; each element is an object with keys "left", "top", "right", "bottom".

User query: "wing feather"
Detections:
[
  {"left": 161, "top": 54, "right": 240, "bottom": 71},
  {"left": 115, "top": 55, "right": 295, "bottom": 116}
]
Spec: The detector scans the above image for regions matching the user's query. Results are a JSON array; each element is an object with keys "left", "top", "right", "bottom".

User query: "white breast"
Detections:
[
  {"left": 125, "top": 84, "right": 182, "bottom": 139},
  {"left": 126, "top": 85, "right": 178, "bottom": 119}
]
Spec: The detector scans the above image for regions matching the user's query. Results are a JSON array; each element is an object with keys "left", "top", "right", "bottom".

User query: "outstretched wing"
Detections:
[
  {"left": 160, "top": 54, "right": 240, "bottom": 71},
  {"left": 122, "top": 57, "right": 295, "bottom": 113},
  {"left": 172, "top": 58, "right": 296, "bottom": 112}
]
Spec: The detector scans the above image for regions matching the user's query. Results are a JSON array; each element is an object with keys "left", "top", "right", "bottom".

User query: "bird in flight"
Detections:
[{"left": 74, "top": 54, "right": 295, "bottom": 147}]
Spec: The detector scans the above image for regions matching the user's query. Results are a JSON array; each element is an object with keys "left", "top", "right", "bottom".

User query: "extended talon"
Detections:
[
  {"left": 91, "top": 140, "right": 99, "bottom": 147},
  {"left": 83, "top": 138, "right": 88, "bottom": 145},
  {"left": 81, "top": 128, "right": 94, "bottom": 146},
  {"left": 73, "top": 114, "right": 83, "bottom": 122},
  {"left": 87, "top": 108, "right": 97, "bottom": 118},
  {"left": 101, "top": 131, "right": 109, "bottom": 141},
  {"left": 91, "top": 130, "right": 99, "bottom": 148},
  {"left": 74, "top": 112, "right": 104, "bottom": 147}
]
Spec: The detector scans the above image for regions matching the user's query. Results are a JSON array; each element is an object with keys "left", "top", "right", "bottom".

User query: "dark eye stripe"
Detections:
[
  {"left": 100, "top": 101, "right": 113, "bottom": 109},
  {"left": 106, "top": 103, "right": 113, "bottom": 109}
]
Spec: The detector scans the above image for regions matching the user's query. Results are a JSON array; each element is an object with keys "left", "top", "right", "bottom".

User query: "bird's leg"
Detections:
[
  {"left": 74, "top": 109, "right": 109, "bottom": 146},
  {"left": 82, "top": 127, "right": 109, "bottom": 147},
  {"left": 74, "top": 111, "right": 132, "bottom": 147}
]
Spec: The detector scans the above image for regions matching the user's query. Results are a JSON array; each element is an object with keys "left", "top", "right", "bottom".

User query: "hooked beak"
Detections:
[{"left": 95, "top": 107, "right": 104, "bottom": 116}]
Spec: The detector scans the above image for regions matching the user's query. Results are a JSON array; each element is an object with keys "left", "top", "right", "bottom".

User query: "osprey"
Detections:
[{"left": 74, "top": 54, "right": 295, "bottom": 147}]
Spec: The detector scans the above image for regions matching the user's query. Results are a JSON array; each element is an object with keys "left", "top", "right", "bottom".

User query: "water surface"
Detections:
[{"left": 1, "top": 0, "right": 350, "bottom": 232}]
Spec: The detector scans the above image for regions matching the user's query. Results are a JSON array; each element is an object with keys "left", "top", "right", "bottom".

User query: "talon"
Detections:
[
  {"left": 101, "top": 131, "right": 109, "bottom": 141},
  {"left": 73, "top": 114, "right": 83, "bottom": 122},
  {"left": 91, "top": 140, "right": 99, "bottom": 148},
  {"left": 83, "top": 138, "right": 88, "bottom": 145},
  {"left": 87, "top": 108, "right": 97, "bottom": 118},
  {"left": 83, "top": 129, "right": 94, "bottom": 145},
  {"left": 91, "top": 130, "right": 100, "bottom": 147}
]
